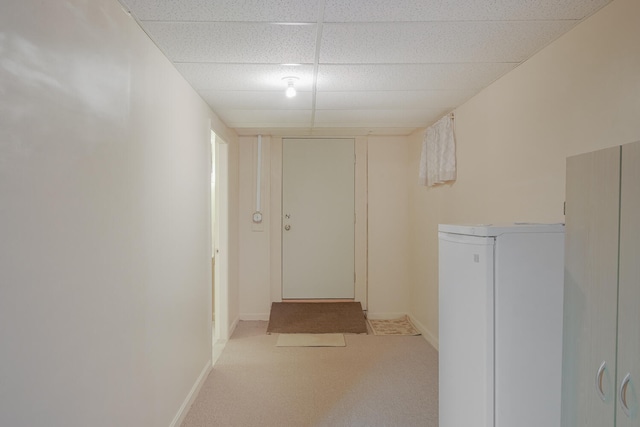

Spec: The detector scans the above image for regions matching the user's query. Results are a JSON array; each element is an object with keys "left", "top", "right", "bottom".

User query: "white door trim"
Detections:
[
  {"left": 213, "top": 133, "right": 230, "bottom": 342},
  {"left": 269, "top": 137, "right": 368, "bottom": 308},
  {"left": 282, "top": 138, "right": 355, "bottom": 299}
]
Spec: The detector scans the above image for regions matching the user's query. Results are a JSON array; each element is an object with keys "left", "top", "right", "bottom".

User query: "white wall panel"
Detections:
[{"left": 0, "top": 1, "right": 235, "bottom": 425}]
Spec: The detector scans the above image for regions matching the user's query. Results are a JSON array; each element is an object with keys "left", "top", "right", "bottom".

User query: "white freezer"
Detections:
[{"left": 438, "top": 223, "right": 565, "bottom": 427}]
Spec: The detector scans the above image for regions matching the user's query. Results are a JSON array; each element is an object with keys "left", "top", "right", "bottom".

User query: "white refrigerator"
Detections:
[{"left": 438, "top": 223, "right": 564, "bottom": 427}]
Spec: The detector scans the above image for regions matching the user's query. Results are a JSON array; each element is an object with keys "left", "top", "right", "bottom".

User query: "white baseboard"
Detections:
[
  {"left": 408, "top": 314, "right": 439, "bottom": 351},
  {"left": 170, "top": 360, "right": 212, "bottom": 427},
  {"left": 229, "top": 315, "right": 240, "bottom": 336},
  {"left": 212, "top": 339, "right": 227, "bottom": 366},
  {"left": 238, "top": 313, "right": 270, "bottom": 321}
]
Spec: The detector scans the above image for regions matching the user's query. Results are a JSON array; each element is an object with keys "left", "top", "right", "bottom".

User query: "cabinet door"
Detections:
[
  {"left": 617, "top": 141, "right": 640, "bottom": 426},
  {"left": 562, "top": 146, "right": 621, "bottom": 426}
]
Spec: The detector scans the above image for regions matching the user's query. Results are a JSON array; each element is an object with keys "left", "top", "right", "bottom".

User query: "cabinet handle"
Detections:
[
  {"left": 595, "top": 361, "right": 607, "bottom": 401},
  {"left": 619, "top": 373, "right": 632, "bottom": 417}
]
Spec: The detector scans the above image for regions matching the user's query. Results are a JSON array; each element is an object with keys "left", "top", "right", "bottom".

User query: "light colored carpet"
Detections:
[
  {"left": 276, "top": 333, "right": 346, "bottom": 347},
  {"left": 181, "top": 321, "right": 438, "bottom": 427},
  {"left": 367, "top": 315, "right": 421, "bottom": 336}
]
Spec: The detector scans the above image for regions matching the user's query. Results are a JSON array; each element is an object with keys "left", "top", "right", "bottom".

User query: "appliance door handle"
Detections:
[
  {"left": 619, "top": 372, "right": 632, "bottom": 417},
  {"left": 595, "top": 361, "right": 607, "bottom": 401}
]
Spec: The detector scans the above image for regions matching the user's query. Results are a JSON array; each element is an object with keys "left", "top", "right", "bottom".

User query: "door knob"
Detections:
[{"left": 284, "top": 224, "right": 291, "bottom": 231}]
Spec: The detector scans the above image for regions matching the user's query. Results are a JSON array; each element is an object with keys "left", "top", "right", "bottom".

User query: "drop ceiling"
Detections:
[{"left": 119, "top": 0, "right": 611, "bottom": 136}]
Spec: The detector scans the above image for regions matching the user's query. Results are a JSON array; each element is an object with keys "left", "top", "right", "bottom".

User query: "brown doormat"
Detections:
[{"left": 267, "top": 302, "right": 368, "bottom": 334}]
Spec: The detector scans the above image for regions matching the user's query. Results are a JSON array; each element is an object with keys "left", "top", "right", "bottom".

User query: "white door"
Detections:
[
  {"left": 212, "top": 134, "right": 230, "bottom": 341},
  {"left": 282, "top": 138, "right": 355, "bottom": 299}
]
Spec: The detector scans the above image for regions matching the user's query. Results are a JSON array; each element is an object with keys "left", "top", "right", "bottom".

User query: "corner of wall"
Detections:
[
  {"left": 409, "top": 314, "right": 439, "bottom": 351},
  {"left": 169, "top": 361, "right": 213, "bottom": 427}
]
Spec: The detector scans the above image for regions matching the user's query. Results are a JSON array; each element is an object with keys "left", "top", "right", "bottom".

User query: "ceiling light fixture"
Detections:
[{"left": 282, "top": 76, "right": 299, "bottom": 98}]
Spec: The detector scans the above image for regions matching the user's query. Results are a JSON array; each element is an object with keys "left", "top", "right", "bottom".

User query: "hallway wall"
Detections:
[
  {"left": 237, "top": 136, "right": 412, "bottom": 319},
  {"left": 0, "top": 1, "right": 237, "bottom": 426},
  {"left": 407, "top": 0, "right": 640, "bottom": 348},
  {"left": 367, "top": 137, "right": 411, "bottom": 318}
]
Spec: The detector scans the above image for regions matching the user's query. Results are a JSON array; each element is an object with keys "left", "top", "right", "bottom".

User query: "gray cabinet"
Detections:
[
  {"left": 562, "top": 141, "right": 640, "bottom": 426},
  {"left": 617, "top": 141, "right": 640, "bottom": 426}
]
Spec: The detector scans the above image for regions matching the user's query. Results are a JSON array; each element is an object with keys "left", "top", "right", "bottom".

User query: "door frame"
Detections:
[
  {"left": 281, "top": 138, "right": 356, "bottom": 299},
  {"left": 269, "top": 137, "right": 368, "bottom": 309},
  {"left": 211, "top": 131, "right": 230, "bottom": 344}
]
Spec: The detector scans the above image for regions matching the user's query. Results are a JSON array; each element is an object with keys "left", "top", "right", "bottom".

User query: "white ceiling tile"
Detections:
[
  {"left": 314, "top": 109, "right": 449, "bottom": 127},
  {"left": 323, "top": 0, "right": 612, "bottom": 22},
  {"left": 174, "top": 64, "right": 315, "bottom": 91},
  {"left": 317, "top": 63, "right": 516, "bottom": 91},
  {"left": 320, "top": 21, "right": 577, "bottom": 63},
  {"left": 121, "top": 0, "right": 612, "bottom": 134},
  {"left": 316, "top": 90, "right": 471, "bottom": 110},
  {"left": 142, "top": 22, "right": 317, "bottom": 63},
  {"left": 123, "top": 0, "right": 319, "bottom": 22},
  {"left": 201, "top": 91, "right": 312, "bottom": 110},
  {"left": 218, "top": 109, "right": 312, "bottom": 127}
]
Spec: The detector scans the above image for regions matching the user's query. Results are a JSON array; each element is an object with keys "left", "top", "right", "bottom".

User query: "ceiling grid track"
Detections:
[
  {"left": 310, "top": 0, "right": 327, "bottom": 129},
  {"left": 119, "top": 0, "right": 614, "bottom": 135}
]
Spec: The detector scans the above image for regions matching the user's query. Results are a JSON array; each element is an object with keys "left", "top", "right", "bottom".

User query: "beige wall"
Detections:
[
  {"left": 237, "top": 136, "right": 412, "bottom": 318},
  {"left": 210, "top": 113, "right": 241, "bottom": 337},
  {"left": 238, "top": 136, "right": 273, "bottom": 318},
  {"left": 367, "top": 137, "right": 412, "bottom": 317},
  {"left": 408, "top": 0, "right": 640, "bottom": 348},
  {"left": 226, "top": 135, "right": 241, "bottom": 331},
  {"left": 0, "top": 1, "right": 238, "bottom": 425}
]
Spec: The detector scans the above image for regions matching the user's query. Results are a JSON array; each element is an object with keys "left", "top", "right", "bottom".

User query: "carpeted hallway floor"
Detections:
[{"left": 181, "top": 321, "right": 438, "bottom": 427}]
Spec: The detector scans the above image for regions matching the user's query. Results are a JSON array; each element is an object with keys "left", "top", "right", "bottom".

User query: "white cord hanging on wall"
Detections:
[{"left": 252, "top": 134, "right": 263, "bottom": 223}]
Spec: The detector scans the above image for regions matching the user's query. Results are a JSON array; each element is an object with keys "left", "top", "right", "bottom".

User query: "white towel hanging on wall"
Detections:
[{"left": 419, "top": 114, "right": 456, "bottom": 187}]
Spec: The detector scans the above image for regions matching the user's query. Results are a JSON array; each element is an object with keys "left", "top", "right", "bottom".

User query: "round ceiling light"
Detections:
[{"left": 282, "top": 76, "right": 299, "bottom": 98}]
